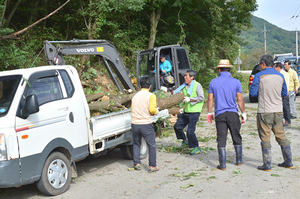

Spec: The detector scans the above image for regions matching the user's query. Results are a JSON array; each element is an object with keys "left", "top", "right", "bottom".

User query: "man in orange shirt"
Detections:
[{"left": 131, "top": 76, "right": 159, "bottom": 173}]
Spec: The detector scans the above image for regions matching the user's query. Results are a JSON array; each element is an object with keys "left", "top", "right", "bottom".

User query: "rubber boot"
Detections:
[
  {"left": 234, "top": 145, "right": 243, "bottom": 166},
  {"left": 278, "top": 145, "right": 294, "bottom": 168},
  {"left": 217, "top": 148, "right": 226, "bottom": 171},
  {"left": 257, "top": 148, "right": 272, "bottom": 171}
]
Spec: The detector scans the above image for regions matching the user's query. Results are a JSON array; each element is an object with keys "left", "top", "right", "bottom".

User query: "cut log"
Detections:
[
  {"left": 88, "top": 92, "right": 137, "bottom": 113},
  {"left": 86, "top": 93, "right": 105, "bottom": 102},
  {"left": 156, "top": 92, "right": 184, "bottom": 110},
  {"left": 88, "top": 91, "right": 184, "bottom": 115}
]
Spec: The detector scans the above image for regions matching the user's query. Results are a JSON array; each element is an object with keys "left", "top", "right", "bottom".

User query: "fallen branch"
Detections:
[{"left": 1, "top": 0, "right": 70, "bottom": 40}]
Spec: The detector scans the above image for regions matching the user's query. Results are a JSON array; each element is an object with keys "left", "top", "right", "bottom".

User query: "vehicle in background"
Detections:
[
  {"left": 248, "top": 64, "right": 260, "bottom": 102},
  {"left": 274, "top": 53, "right": 293, "bottom": 64}
]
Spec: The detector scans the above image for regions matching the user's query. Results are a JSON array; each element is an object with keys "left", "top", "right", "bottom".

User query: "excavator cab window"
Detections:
[{"left": 137, "top": 53, "right": 156, "bottom": 92}]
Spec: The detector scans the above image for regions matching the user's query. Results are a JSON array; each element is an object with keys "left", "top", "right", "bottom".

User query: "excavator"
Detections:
[{"left": 44, "top": 39, "right": 191, "bottom": 92}]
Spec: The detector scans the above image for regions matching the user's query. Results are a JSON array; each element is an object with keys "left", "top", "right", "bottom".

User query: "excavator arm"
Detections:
[{"left": 44, "top": 39, "right": 135, "bottom": 92}]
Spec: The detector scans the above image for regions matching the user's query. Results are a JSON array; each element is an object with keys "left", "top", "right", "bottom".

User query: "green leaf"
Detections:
[
  {"left": 233, "top": 169, "right": 242, "bottom": 174},
  {"left": 180, "top": 182, "right": 196, "bottom": 189},
  {"left": 271, "top": 174, "right": 280, "bottom": 177}
]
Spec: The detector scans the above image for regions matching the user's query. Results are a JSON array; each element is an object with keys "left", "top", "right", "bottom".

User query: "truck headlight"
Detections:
[{"left": 0, "top": 134, "right": 7, "bottom": 161}]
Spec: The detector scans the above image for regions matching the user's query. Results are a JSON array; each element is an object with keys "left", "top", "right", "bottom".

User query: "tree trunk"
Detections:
[
  {"left": 0, "top": 0, "right": 8, "bottom": 27},
  {"left": 6, "top": 0, "right": 22, "bottom": 26},
  {"left": 148, "top": 0, "right": 162, "bottom": 49},
  {"left": 156, "top": 92, "right": 184, "bottom": 110},
  {"left": 88, "top": 92, "right": 184, "bottom": 115}
]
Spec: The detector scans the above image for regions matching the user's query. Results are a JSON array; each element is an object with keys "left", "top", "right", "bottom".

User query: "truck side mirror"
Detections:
[{"left": 21, "top": 94, "right": 39, "bottom": 118}]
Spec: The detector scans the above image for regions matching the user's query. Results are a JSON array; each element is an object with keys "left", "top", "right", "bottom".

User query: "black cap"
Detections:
[{"left": 160, "top": 54, "right": 165, "bottom": 58}]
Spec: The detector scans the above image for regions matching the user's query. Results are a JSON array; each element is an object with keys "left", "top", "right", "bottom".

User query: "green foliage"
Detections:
[
  {"left": 154, "top": 116, "right": 171, "bottom": 137},
  {"left": 83, "top": 68, "right": 98, "bottom": 80},
  {"left": 84, "top": 85, "right": 103, "bottom": 95},
  {"left": 201, "top": 147, "right": 216, "bottom": 154},
  {"left": 0, "top": 40, "right": 32, "bottom": 70},
  {"left": 154, "top": 89, "right": 171, "bottom": 98},
  {"left": 159, "top": 144, "right": 191, "bottom": 154},
  {"left": 197, "top": 136, "right": 217, "bottom": 143},
  {"left": 0, "top": 0, "right": 257, "bottom": 92}
]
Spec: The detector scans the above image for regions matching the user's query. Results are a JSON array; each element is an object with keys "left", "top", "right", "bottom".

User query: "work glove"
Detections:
[
  {"left": 241, "top": 112, "right": 247, "bottom": 124},
  {"left": 183, "top": 97, "right": 190, "bottom": 103},
  {"left": 207, "top": 112, "right": 214, "bottom": 123},
  {"left": 156, "top": 107, "right": 159, "bottom": 112},
  {"left": 179, "top": 108, "right": 184, "bottom": 114}
]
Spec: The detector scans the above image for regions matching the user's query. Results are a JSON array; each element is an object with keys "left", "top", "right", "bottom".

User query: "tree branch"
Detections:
[{"left": 1, "top": 0, "right": 70, "bottom": 40}]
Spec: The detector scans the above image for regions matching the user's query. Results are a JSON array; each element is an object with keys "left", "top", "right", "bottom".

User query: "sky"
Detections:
[{"left": 253, "top": 0, "right": 300, "bottom": 31}]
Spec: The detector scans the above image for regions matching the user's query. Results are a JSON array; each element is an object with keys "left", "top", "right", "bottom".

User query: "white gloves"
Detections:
[
  {"left": 241, "top": 112, "right": 247, "bottom": 123},
  {"left": 179, "top": 108, "right": 184, "bottom": 114},
  {"left": 156, "top": 107, "right": 159, "bottom": 112},
  {"left": 183, "top": 97, "right": 190, "bottom": 103}
]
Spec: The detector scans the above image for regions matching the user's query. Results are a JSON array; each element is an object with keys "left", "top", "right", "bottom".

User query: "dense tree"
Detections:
[{"left": 0, "top": 0, "right": 257, "bottom": 87}]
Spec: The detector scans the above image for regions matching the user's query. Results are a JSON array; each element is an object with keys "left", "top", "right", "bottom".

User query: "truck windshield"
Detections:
[{"left": 0, "top": 75, "right": 22, "bottom": 116}]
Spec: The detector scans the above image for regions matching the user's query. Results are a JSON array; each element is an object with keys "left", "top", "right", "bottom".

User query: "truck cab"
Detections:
[{"left": 136, "top": 45, "right": 191, "bottom": 92}]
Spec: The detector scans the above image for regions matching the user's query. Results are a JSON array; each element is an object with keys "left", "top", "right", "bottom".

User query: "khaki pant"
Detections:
[{"left": 257, "top": 113, "right": 286, "bottom": 144}]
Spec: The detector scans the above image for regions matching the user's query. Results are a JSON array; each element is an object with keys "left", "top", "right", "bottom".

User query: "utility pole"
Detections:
[
  {"left": 262, "top": 23, "right": 270, "bottom": 54},
  {"left": 296, "top": 28, "right": 298, "bottom": 59}
]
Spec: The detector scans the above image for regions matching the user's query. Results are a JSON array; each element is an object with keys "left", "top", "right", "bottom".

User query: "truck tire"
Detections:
[
  {"left": 36, "top": 152, "right": 71, "bottom": 196},
  {"left": 121, "top": 137, "right": 148, "bottom": 160}
]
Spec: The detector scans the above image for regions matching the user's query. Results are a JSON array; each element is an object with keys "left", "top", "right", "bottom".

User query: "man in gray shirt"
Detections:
[{"left": 250, "top": 55, "right": 293, "bottom": 171}]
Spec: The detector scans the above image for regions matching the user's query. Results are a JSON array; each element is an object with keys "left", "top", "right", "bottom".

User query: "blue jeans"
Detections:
[
  {"left": 174, "top": 112, "right": 200, "bottom": 148},
  {"left": 132, "top": 124, "right": 156, "bottom": 167}
]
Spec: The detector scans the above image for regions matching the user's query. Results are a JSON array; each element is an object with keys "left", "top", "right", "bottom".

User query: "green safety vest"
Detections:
[{"left": 183, "top": 81, "right": 204, "bottom": 113}]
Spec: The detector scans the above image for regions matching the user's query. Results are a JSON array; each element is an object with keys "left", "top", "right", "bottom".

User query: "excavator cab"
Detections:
[{"left": 136, "top": 45, "right": 191, "bottom": 92}]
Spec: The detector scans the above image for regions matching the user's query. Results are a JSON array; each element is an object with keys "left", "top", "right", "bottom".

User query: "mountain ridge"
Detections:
[{"left": 240, "top": 15, "right": 297, "bottom": 55}]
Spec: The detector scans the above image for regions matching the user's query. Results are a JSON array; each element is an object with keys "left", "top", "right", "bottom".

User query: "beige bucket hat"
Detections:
[{"left": 214, "top": 59, "right": 234, "bottom": 68}]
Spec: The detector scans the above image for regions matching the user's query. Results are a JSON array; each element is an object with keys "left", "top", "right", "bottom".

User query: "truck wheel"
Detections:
[
  {"left": 36, "top": 152, "right": 71, "bottom": 196},
  {"left": 121, "top": 137, "right": 148, "bottom": 160}
]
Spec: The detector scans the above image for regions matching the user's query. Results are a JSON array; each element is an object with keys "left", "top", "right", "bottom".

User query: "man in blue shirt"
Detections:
[
  {"left": 207, "top": 59, "right": 246, "bottom": 171},
  {"left": 153, "top": 54, "right": 172, "bottom": 74},
  {"left": 152, "top": 54, "right": 172, "bottom": 87},
  {"left": 250, "top": 54, "right": 293, "bottom": 171}
]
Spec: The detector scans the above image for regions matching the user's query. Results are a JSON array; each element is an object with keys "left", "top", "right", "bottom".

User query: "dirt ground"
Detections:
[{"left": 1, "top": 93, "right": 300, "bottom": 199}]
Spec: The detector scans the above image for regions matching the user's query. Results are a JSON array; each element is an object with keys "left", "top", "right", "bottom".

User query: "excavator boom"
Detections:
[{"left": 44, "top": 39, "right": 134, "bottom": 92}]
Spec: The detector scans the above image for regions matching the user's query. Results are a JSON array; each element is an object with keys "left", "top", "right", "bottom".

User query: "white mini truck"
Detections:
[{"left": 0, "top": 65, "right": 162, "bottom": 195}]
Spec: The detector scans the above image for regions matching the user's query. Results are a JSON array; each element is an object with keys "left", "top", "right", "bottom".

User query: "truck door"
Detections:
[{"left": 15, "top": 69, "right": 88, "bottom": 184}]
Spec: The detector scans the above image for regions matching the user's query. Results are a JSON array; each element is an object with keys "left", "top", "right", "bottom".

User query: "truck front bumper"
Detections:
[{"left": 0, "top": 158, "right": 20, "bottom": 188}]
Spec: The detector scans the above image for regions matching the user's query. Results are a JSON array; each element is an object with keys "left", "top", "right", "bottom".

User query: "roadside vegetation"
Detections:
[{"left": 0, "top": 0, "right": 257, "bottom": 94}]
